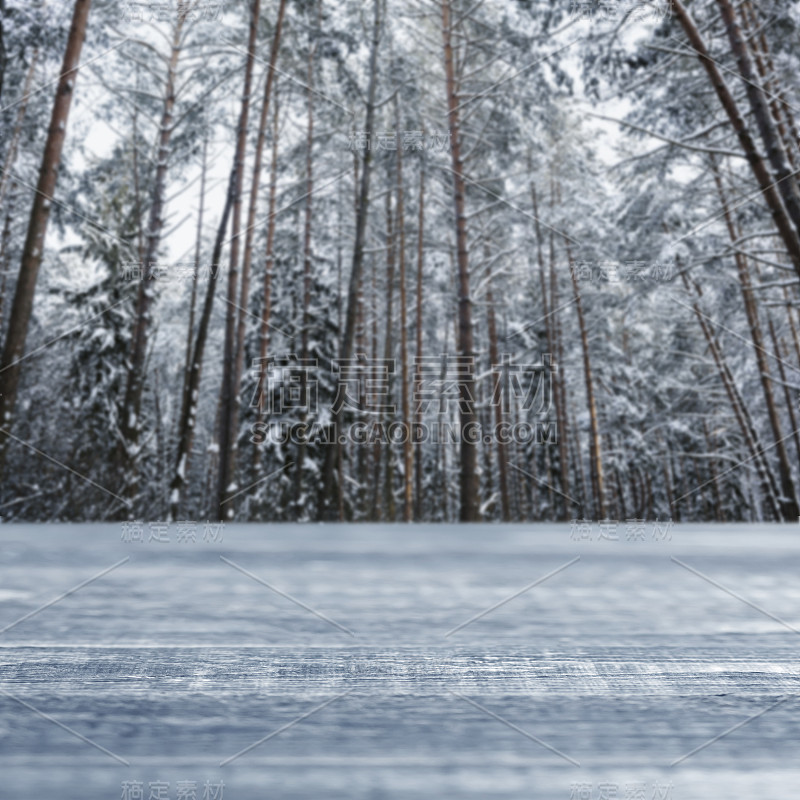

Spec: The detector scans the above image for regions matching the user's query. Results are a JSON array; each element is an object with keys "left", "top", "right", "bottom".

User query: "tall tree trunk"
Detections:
[
  {"left": 441, "top": 0, "right": 480, "bottom": 521},
  {"left": 671, "top": 0, "right": 800, "bottom": 277},
  {"left": 369, "top": 252, "right": 381, "bottom": 520},
  {"left": 168, "top": 176, "right": 235, "bottom": 520},
  {"left": 0, "top": 181, "right": 14, "bottom": 331},
  {"left": 215, "top": 0, "right": 261, "bottom": 520},
  {"left": 171, "top": 2, "right": 259, "bottom": 520},
  {"left": 251, "top": 92, "right": 281, "bottom": 473},
  {"left": 770, "top": 325, "right": 800, "bottom": 469},
  {"left": 566, "top": 399, "right": 586, "bottom": 518},
  {"left": 0, "top": 0, "right": 93, "bottom": 476},
  {"left": 354, "top": 238, "right": 368, "bottom": 517},
  {"left": 382, "top": 181, "right": 396, "bottom": 520},
  {"left": 413, "top": 147, "right": 426, "bottom": 519},
  {"left": 711, "top": 162, "right": 799, "bottom": 519},
  {"left": 395, "top": 100, "right": 413, "bottom": 522},
  {"left": 563, "top": 238, "right": 605, "bottom": 519},
  {"left": 179, "top": 128, "right": 208, "bottom": 464},
  {"left": 534, "top": 183, "right": 570, "bottom": 520},
  {"left": 715, "top": 0, "right": 800, "bottom": 238},
  {"left": 741, "top": 1, "right": 799, "bottom": 171},
  {"left": 116, "top": 10, "right": 186, "bottom": 510},
  {"left": 780, "top": 284, "right": 800, "bottom": 368},
  {"left": 233, "top": 0, "right": 288, "bottom": 482},
  {"left": 486, "top": 272, "right": 510, "bottom": 521},
  {"left": 321, "top": 0, "right": 383, "bottom": 518},
  {"left": 293, "top": 23, "right": 317, "bottom": 516},
  {"left": 680, "top": 270, "right": 782, "bottom": 520}
]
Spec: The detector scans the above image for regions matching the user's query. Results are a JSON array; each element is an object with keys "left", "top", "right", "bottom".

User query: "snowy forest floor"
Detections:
[{"left": 1, "top": 524, "right": 799, "bottom": 799}]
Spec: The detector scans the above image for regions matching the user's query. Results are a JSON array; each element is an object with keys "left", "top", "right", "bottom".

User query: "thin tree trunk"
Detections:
[
  {"left": 770, "top": 326, "right": 800, "bottom": 469},
  {"left": 715, "top": 0, "right": 800, "bottom": 238},
  {"left": 382, "top": 183, "right": 396, "bottom": 520},
  {"left": 369, "top": 252, "right": 381, "bottom": 520},
  {"left": 703, "top": 419, "right": 724, "bottom": 521},
  {"left": 233, "top": 0, "right": 288, "bottom": 481},
  {"left": 567, "top": 398, "right": 586, "bottom": 518},
  {"left": 563, "top": 237, "right": 605, "bottom": 519},
  {"left": 741, "top": 1, "right": 799, "bottom": 171},
  {"left": 413, "top": 148, "right": 425, "bottom": 519},
  {"left": 681, "top": 270, "right": 782, "bottom": 520},
  {"left": 170, "top": 1, "right": 259, "bottom": 520},
  {"left": 486, "top": 275, "right": 510, "bottom": 521},
  {"left": 215, "top": 0, "right": 261, "bottom": 520},
  {"left": 293, "top": 21, "right": 317, "bottom": 515},
  {"left": 711, "top": 161, "right": 799, "bottom": 519},
  {"left": 659, "top": 435, "right": 675, "bottom": 519},
  {"left": 168, "top": 180, "right": 235, "bottom": 521},
  {"left": 251, "top": 93, "right": 281, "bottom": 473},
  {"left": 535, "top": 184, "right": 570, "bottom": 520},
  {"left": 116, "top": 10, "right": 186, "bottom": 508},
  {"left": 321, "top": 0, "right": 383, "bottom": 518},
  {"left": 179, "top": 129, "right": 208, "bottom": 462},
  {"left": 671, "top": 0, "right": 800, "bottom": 277},
  {"left": 0, "top": 182, "right": 15, "bottom": 331},
  {"left": 441, "top": 0, "right": 480, "bottom": 521},
  {"left": 0, "top": 0, "right": 93, "bottom": 476},
  {"left": 394, "top": 100, "right": 413, "bottom": 522}
]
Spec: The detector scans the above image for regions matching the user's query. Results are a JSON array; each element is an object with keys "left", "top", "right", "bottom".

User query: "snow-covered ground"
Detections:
[{"left": 0, "top": 524, "right": 798, "bottom": 799}]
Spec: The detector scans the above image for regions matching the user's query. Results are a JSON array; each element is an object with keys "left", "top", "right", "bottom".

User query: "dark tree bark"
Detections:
[
  {"left": 251, "top": 93, "right": 281, "bottom": 473},
  {"left": 172, "top": 1, "right": 260, "bottom": 520},
  {"left": 741, "top": 1, "right": 800, "bottom": 171},
  {"left": 0, "top": 0, "right": 93, "bottom": 476},
  {"left": 321, "top": 0, "right": 383, "bottom": 518},
  {"left": 486, "top": 276, "right": 510, "bottom": 520},
  {"left": 671, "top": 0, "right": 800, "bottom": 278},
  {"left": 680, "top": 270, "right": 782, "bottom": 520},
  {"left": 533, "top": 182, "right": 570, "bottom": 520},
  {"left": 563, "top": 237, "right": 605, "bottom": 520},
  {"left": 711, "top": 163, "right": 799, "bottom": 520},
  {"left": 116, "top": 10, "right": 187, "bottom": 509},
  {"left": 179, "top": 128, "right": 208, "bottom": 464},
  {"left": 293, "top": 17, "right": 318, "bottom": 515},
  {"left": 715, "top": 0, "right": 800, "bottom": 239},
  {"left": 0, "top": 181, "right": 14, "bottom": 330},
  {"left": 413, "top": 145, "right": 426, "bottom": 519},
  {"left": 230, "top": 0, "right": 288, "bottom": 492},
  {"left": 394, "top": 100, "right": 413, "bottom": 522},
  {"left": 215, "top": 0, "right": 261, "bottom": 520},
  {"left": 441, "top": 0, "right": 480, "bottom": 521},
  {"left": 168, "top": 174, "right": 235, "bottom": 520},
  {"left": 382, "top": 179, "right": 396, "bottom": 520}
]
